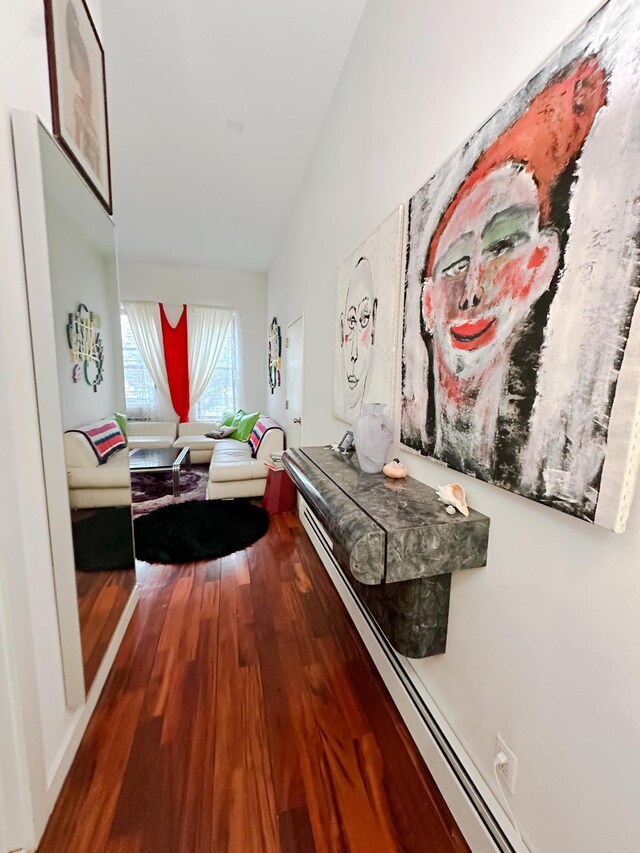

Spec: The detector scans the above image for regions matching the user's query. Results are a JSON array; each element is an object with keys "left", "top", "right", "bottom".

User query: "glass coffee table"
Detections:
[{"left": 129, "top": 447, "right": 191, "bottom": 497}]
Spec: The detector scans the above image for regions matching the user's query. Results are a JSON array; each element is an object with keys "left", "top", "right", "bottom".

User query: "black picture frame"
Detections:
[
  {"left": 337, "top": 431, "right": 355, "bottom": 454},
  {"left": 43, "top": 0, "right": 113, "bottom": 214}
]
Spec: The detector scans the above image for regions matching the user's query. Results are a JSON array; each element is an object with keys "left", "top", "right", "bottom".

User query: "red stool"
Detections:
[{"left": 263, "top": 467, "right": 297, "bottom": 513}]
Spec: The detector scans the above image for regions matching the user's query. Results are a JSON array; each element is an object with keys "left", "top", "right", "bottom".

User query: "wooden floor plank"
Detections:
[
  {"left": 38, "top": 510, "right": 469, "bottom": 853},
  {"left": 212, "top": 550, "right": 280, "bottom": 853},
  {"left": 177, "top": 560, "right": 221, "bottom": 853},
  {"left": 247, "top": 538, "right": 314, "bottom": 818},
  {"left": 76, "top": 568, "right": 137, "bottom": 690}
]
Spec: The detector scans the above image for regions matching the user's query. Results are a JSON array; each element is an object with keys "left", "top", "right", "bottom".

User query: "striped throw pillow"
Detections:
[
  {"left": 248, "top": 417, "right": 281, "bottom": 458},
  {"left": 66, "top": 418, "right": 127, "bottom": 464}
]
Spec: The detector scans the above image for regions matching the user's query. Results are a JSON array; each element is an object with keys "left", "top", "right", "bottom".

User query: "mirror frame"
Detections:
[{"left": 12, "top": 110, "right": 125, "bottom": 709}]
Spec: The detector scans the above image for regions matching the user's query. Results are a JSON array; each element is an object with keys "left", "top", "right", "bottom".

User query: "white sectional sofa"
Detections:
[
  {"left": 127, "top": 416, "right": 285, "bottom": 498},
  {"left": 128, "top": 416, "right": 285, "bottom": 498},
  {"left": 63, "top": 431, "right": 131, "bottom": 509},
  {"left": 207, "top": 420, "right": 284, "bottom": 499},
  {"left": 64, "top": 416, "right": 286, "bottom": 506}
]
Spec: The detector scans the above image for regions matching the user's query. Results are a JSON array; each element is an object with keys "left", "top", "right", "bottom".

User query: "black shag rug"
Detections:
[{"left": 133, "top": 499, "right": 270, "bottom": 564}]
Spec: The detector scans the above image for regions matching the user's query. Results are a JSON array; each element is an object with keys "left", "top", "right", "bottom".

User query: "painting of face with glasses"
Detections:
[{"left": 333, "top": 207, "right": 404, "bottom": 424}]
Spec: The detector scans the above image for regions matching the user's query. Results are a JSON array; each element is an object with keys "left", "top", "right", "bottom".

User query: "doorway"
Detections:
[{"left": 286, "top": 315, "right": 303, "bottom": 448}]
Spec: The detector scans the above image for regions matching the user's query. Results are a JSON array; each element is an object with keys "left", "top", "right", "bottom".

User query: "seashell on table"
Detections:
[{"left": 435, "top": 483, "right": 469, "bottom": 517}]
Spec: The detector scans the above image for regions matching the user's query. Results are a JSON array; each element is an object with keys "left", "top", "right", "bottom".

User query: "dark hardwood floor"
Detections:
[
  {"left": 73, "top": 505, "right": 137, "bottom": 689},
  {"left": 40, "top": 510, "right": 469, "bottom": 853},
  {"left": 76, "top": 568, "right": 137, "bottom": 689}
]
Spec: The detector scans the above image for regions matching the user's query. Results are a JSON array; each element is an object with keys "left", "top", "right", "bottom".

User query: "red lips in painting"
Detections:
[{"left": 449, "top": 317, "right": 497, "bottom": 350}]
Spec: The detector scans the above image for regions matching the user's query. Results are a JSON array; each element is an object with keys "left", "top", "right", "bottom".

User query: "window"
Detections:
[
  {"left": 195, "top": 317, "right": 238, "bottom": 421},
  {"left": 120, "top": 309, "right": 159, "bottom": 420}
]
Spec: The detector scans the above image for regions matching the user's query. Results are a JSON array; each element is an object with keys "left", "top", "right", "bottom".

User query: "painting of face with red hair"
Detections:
[
  {"left": 423, "top": 58, "right": 605, "bottom": 379},
  {"left": 402, "top": 0, "right": 640, "bottom": 529}
]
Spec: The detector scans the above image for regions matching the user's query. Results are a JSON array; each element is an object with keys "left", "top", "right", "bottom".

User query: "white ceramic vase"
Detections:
[{"left": 353, "top": 403, "right": 393, "bottom": 473}]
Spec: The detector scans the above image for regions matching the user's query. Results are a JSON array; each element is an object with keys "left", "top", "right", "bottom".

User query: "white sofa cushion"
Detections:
[
  {"left": 128, "top": 434, "right": 175, "bottom": 449},
  {"left": 208, "top": 439, "right": 268, "bottom": 483},
  {"left": 208, "top": 479, "right": 267, "bottom": 500},
  {"left": 128, "top": 421, "right": 177, "bottom": 438},
  {"left": 210, "top": 459, "right": 267, "bottom": 482},
  {"left": 66, "top": 449, "right": 130, "bottom": 489},
  {"left": 210, "top": 438, "right": 251, "bottom": 461},
  {"left": 178, "top": 420, "right": 217, "bottom": 437},
  {"left": 173, "top": 422, "right": 219, "bottom": 463},
  {"left": 127, "top": 421, "right": 177, "bottom": 449},
  {"left": 70, "top": 488, "right": 131, "bottom": 510},
  {"left": 173, "top": 434, "right": 216, "bottom": 453}
]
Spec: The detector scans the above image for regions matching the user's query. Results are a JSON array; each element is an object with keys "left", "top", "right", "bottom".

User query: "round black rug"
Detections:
[{"left": 133, "top": 499, "right": 270, "bottom": 564}]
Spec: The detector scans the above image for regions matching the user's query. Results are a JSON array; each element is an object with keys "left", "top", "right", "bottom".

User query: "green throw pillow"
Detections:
[
  {"left": 220, "top": 409, "right": 242, "bottom": 427},
  {"left": 230, "top": 409, "right": 247, "bottom": 429},
  {"left": 114, "top": 411, "right": 128, "bottom": 439},
  {"left": 233, "top": 411, "right": 260, "bottom": 442}
]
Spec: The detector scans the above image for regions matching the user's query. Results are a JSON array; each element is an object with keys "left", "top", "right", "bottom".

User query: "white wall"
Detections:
[
  {"left": 267, "top": 1, "right": 640, "bottom": 851},
  {"left": 0, "top": 2, "right": 105, "bottom": 849},
  {"left": 47, "top": 207, "right": 125, "bottom": 430},
  {"left": 119, "top": 260, "right": 267, "bottom": 417}
]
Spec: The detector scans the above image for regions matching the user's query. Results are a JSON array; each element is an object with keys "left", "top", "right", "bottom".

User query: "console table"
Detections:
[{"left": 282, "top": 446, "right": 490, "bottom": 658}]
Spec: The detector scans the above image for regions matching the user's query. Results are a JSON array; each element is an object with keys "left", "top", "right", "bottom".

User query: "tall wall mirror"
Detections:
[{"left": 13, "top": 111, "right": 136, "bottom": 707}]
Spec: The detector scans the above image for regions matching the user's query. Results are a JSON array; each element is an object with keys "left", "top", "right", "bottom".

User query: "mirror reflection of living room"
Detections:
[{"left": 119, "top": 295, "right": 287, "bottom": 561}]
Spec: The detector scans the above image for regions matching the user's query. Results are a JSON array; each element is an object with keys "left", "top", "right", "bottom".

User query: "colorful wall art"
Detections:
[
  {"left": 67, "top": 302, "right": 104, "bottom": 390},
  {"left": 334, "top": 206, "right": 404, "bottom": 424},
  {"left": 268, "top": 316, "right": 281, "bottom": 394},
  {"left": 401, "top": 0, "right": 640, "bottom": 532}
]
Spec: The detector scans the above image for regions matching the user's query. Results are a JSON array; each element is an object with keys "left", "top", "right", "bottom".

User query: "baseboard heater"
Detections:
[{"left": 301, "top": 503, "right": 518, "bottom": 853}]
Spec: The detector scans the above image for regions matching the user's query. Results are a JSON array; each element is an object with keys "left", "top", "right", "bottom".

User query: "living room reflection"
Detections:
[{"left": 20, "top": 119, "right": 137, "bottom": 696}]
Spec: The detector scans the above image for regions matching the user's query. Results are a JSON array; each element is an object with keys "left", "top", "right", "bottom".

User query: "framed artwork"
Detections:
[
  {"left": 337, "top": 431, "right": 355, "bottom": 454},
  {"left": 44, "top": 0, "right": 113, "bottom": 213},
  {"left": 401, "top": 0, "right": 640, "bottom": 532},
  {"left": 268, "top": 317, "right": 282, "bottom": 394},
  {"left": 333, "top": 206, "right": 404, "bottom": 424}
]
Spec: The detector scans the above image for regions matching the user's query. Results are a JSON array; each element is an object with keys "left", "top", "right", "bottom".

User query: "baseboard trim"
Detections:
[
  {"left": 300, "top": 500, "right": 528, "bottom": 853},
  {"left": 43, "top": 584, "right": 140, "bottom": 818}
]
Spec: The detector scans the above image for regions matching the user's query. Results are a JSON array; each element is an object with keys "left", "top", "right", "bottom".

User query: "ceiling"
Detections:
[{"left": 103, "top": 0, "right": 366, "bottom": 272}]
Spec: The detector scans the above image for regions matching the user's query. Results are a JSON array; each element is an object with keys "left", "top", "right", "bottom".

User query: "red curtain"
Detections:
[{"left": 160, "top": 304, "right": 190, "bottom": 422}]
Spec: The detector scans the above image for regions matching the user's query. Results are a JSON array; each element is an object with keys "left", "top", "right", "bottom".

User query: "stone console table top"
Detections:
[
  {"left": 284, "top": 446, "right": 490, "bottom": 585},
  {"left": 283, "top": 447, "right": 386, "bottom": 584}
]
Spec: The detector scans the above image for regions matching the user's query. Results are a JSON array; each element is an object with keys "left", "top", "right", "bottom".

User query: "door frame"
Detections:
[{"left": 285, "top": 313, "right": 304, "bottom": 446}]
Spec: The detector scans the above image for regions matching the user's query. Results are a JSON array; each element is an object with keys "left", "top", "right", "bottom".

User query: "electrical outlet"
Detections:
[{"left": 495, "top": 734, "right": 518, "bottom": 794}]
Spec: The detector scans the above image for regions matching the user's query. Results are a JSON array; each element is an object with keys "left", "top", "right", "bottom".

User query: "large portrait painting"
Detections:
[
  {"left": 45, "top": 0, "right": 112, "bottom": 213},
  {"left": 401, "top": 0, "right": 640, "bottom": 532},
  {"left": 334, "top": 206, "right": 404, "bottom": 423}
]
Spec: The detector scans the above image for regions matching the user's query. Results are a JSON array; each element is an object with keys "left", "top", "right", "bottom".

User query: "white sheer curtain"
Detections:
[
  {"left": 123, "top": 301, "right": 172, "bottom": 406},
  {"left": 188, "top": 306, "right": 234, "bottom": 410}
]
